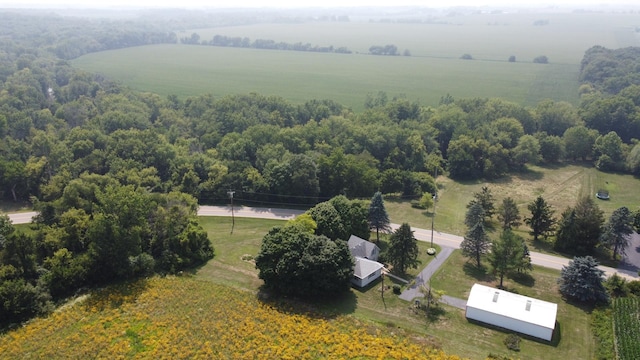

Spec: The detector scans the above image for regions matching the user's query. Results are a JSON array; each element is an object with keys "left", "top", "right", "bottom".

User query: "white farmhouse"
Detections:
[
  {"left": 465, "top": 283, "right": 558, "bottom": 341},
  {"left": 352, "top": 257, "right": 385, "bottom": 288},
  {"left": 347, "top": 235, "right": 384, "bottom": 287},
  {"left": 347, "top": 235, "right": 380, "bottom": 261}
]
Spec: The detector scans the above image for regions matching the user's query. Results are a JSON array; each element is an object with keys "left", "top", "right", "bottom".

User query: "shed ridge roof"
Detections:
[{"left": 466, "top": 283, "right": 558, "bottom": 329}]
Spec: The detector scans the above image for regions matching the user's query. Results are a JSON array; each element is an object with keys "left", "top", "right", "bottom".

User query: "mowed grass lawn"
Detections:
[
  {"left": 197, "top": 216, "right": 438, "bottom": 293},
  {"left": 72, "top": 44, "right": 578, "bottom": 111},
  {"left": 385, "top": 164, "right": 640, "bottom": 240},
  {"left": 195, "top": 217, "right": 593, "bottom": 360},
  {"left": 429, "top": 250, "right": 594, "bottom": 360}
]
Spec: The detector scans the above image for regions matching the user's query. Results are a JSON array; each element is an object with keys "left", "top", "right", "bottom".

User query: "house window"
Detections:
[{"left": 368, "top": 271, "right": 377, "bottom": 279}]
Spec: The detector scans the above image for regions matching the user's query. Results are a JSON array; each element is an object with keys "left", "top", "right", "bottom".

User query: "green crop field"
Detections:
[
  {"left": 72, "top": 44, "right": 579, "bottom": 111},
  {"left": 72, "top": 11, "right": 639, "bottom": 111}
]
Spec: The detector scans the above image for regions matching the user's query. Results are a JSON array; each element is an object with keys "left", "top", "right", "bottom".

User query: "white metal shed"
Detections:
[{"left": 465, "top": 283, "right": 558, "bottom": 341}]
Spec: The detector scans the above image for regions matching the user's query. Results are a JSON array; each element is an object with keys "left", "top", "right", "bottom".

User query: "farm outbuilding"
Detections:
[{"left": 465, "top": 283, "right": 558, "bottom": 341}]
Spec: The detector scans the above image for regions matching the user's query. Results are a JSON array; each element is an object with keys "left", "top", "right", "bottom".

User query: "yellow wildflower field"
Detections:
[{"left": 0, "top": 277, "right": 462, "bottom": 359}]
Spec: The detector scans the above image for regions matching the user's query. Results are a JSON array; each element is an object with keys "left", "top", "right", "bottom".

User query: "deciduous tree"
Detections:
[
  {"left": 309, "top": 201, "right": 347, "bottom": 241},
  {"left": 627, "top": 143, "right": 640, "bottom": 175},
  {"left": 0, "top": 214, "right": 15, "bottom": 246},
  {"left": 563, "top": 126, "right": 598, "bottom": 161},
  {"left": 535, "top": 99, "right": 580, "bottom": 137},
  {"left": 255, "top": 225, "right": 353, "bottom": 299},
  {"left": 447, "top": 135, "right": 484, "bottom": 180},
  {"left": 593, "top": 131, "right": 625, "bottom": 171},
  {"left": 533, "top": 55, "right": 549, "bottom": 64},
  {"left": 329, "top": 196, "right": 370, "bottom": 240},
  {"left": 634, "top": 208, "right": 640, "bottom": 233},
  {"left": 512, "top": 135, "right": 541, "bottom": 166},
  {"left": 0, "top": 160, "right": 26, "bottom": 202},
  {"left": 536, "top": 132, "right": 564, "bottom": 163}
]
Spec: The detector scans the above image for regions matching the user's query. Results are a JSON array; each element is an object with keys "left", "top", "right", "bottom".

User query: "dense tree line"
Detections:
[
  {"left": 0, "top": 12, "right": 177, "bottom": 61},
  {"left": 3, "top": 14, "right": 640, "bottom": 205},
  {"left": 191, "top": 34, "right": 352, "bottom": 54},
  {"left": 579, "top": 46, "right": 640, "bottom": 148},
  {"left": 369, "top": 44, "right": 399, "bottom": 56},
  {"left": 1, "top": 186, "right": 213, "bottom": 325},
  {"left": 580, "top": 46, "right": 640, "bottom": 95}
]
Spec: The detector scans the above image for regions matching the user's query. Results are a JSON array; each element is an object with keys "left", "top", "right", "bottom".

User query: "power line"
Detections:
[{"left": 227, "top": 190, "right": 235, "bottom": 234}]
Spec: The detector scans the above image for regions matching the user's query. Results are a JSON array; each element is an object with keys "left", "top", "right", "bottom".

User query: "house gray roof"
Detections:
[
  {"left": 353, "top": 257, "right": 384, "bottom": 279},
  {"left": 348, "top": 235, "right": 380, "bottom": 260}
]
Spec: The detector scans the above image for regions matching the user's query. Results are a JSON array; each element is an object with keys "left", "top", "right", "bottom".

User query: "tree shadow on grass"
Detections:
[
  {"left": 529, "top": 238, "right": 556, "bottom": 254},
  {"left": 561, "top": 297, "right": 597, "bottom": 314},
  {"left": 425, "top": 304, "right": 447, "bottom": 323},
  {"left": 463, "top": 262, "right": 495, "bottom": 282},
  {"left": 421, "top": 210, "right": 435, "bottom": 219},
  {"left": 256, "top": 285, "right": 357, "bottom": 320},
  {"left": 183, "top": 258, "right": 214, "bottom": 276},
  {"left": 82, "top": 278, "right": 150, "bottom": 312},
  {"left": 508, "top": 272, "right": 536, "bottom": 287},
  {"left": 489, "top": 167, "right": 546, "bottom": 185},
  {"left": 466, "top": 318, "right": 561, "bottom": 347}
]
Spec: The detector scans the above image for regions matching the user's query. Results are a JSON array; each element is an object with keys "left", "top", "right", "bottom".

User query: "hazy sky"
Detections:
[{"left": 5, "top": 0, "right": 639, "bottom": 9}]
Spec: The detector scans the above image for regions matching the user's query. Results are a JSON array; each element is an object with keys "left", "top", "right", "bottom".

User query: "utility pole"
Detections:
[
  {"left": 381, "top": 271, "right": 384, "bottom": 301},
  {"left": 227, "top": 190, "right": 235, "bottom": 234},
  {"left": 428, "top": 168, "right": 437, "bottom": 255},
  {"left": 430, "top": 201, "right": 435, "bottom": 249}
]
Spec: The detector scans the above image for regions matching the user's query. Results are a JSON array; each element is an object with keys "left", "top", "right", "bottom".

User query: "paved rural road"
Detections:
[
  {"left": 8, "top": 205, "right": 638, "bottom": 280},
  {"left": 6, "top": 211, "right": 38, "bottom": 225}
]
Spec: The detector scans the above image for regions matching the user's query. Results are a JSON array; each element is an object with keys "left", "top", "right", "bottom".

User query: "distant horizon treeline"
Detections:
[
  {"left": 181, "top": 33, "right": 353, "bottom": 54},
  {"left": 182, "top": 34, "right": 411, "bottom": 57}
]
